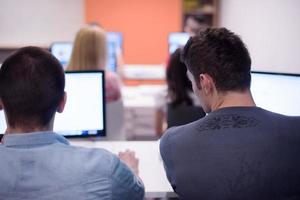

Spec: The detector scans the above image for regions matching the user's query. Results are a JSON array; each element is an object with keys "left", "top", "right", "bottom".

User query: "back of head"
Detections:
[
  {"left": 0, "top": 46, "right": 65, "bottom": 128},
  {"left": 182, "top": 27, "right": 252, "bottom": 92},
  {"left": 67, "top": 25, "right": 107, "bottom": 71},
  {"left": 167, "top": 48, "right": 193, "bottom": 107}
]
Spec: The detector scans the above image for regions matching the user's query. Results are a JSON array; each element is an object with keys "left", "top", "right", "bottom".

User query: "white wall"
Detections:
[
  {"left": 0, "top": 0, "right": 84, "bottom": 47},
  {"left": 219, "top": 0, "right": 300, "bottom": 74}
]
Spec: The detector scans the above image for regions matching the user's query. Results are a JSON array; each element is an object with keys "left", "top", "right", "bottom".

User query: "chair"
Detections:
[{"left": 105, "top": 99, "right": 126, "bottom": 140}]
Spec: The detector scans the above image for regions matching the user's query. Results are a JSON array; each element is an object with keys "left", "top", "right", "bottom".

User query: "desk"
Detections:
[{"left": 70, "top": 140, "right": 177, "bottom": 199}]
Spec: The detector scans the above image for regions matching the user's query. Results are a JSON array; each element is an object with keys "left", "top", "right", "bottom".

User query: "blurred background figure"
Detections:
[
  {"left": 67, "top": 25, "right": 125, "bottom": 140},
  {"left": 156, "top": 48, "right": 206, "bottom": 136},
  {"left": 87, "top": 22, "right": 125, "bottom": 77},
  {"left": 67, "top": 25, "right": 122, "bottom": 103},
  {"left": 184, "top": 14, "right": 208, "bottom": 36}
]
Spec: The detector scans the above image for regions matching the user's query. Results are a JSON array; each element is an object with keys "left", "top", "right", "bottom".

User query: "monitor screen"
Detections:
[
  {"left": 168, "top": 32, "right": 190, "bottom": 54},
  {"left": 0, "top": 71, "right": 106, "bottom": 137},
  {"left": 251, "top": 71, "right": 300, "bottom": 116},
  {"left": 107, "top": 32, "right": 123, "bottom": 72},
  {"left": 50, "top": 32, "right": 123, "bottom": 72},
  {"left": 50, "top": 42, "right": 73, "bottom": 67}
]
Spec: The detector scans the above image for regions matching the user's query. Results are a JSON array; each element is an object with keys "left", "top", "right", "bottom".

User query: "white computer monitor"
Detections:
[
  {"left": 168, "top": 32, "right": 190, "bottom": 54},
  {"left": 0, "top": 71, "right": 106, "bottom": 137},
  {"left": 107, "top": 32, "right": 123, "bottom": 72},
  {"left": 50, "top": 42, "right": 73, "bottom": 68},
  {"left": 251, "top": 71, "right": 300, "bottom": 116},
  {"left": 50, "top": 32, "right": 123, "bottom": 72}
]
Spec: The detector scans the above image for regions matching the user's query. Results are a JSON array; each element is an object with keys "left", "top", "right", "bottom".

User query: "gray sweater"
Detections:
[{"left": 160, "top": 106, "right": 300, "bottom": 200}]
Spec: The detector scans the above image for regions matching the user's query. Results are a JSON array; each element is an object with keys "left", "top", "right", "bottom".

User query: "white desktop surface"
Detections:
[{"left": 70, "top": 140, "right": 176, "bottom": 198}]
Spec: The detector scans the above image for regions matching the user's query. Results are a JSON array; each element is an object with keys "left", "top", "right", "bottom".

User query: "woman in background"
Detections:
[
  {"left": 67, "top": 25, "right": 122, "bottom": 102},
  {"left": 156, "top": 48, "right": 206, "bottom": 136},
  {"left": 67, "top": 25, "right": 125, "bottom": 140}
]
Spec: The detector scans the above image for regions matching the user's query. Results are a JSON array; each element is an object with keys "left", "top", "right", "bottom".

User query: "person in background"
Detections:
[
  {"left": 0, "top": 46, "right": 144, "bottom": 199},
  {"left": 156, "top": 48, "right": 206, "bottom": 136},
  {"left": 67, "top": 25, "right": 122, "bottom": 103},
  {"left": 184, "top": 14, "right": 208, "bottom": 37},
  {"left": 67, "top": 25, "right": 125, "bottom": 140},
  {"left": 160, "top": 28, "right": 300, "bottom": 199},
  {"left": 87, "top": 22, "right": 126, "bottom": 77}
]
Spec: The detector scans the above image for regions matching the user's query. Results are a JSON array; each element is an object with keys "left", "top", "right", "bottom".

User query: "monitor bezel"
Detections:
[{"left": 251, "top": 70, "right": 300, "bottom": 77}]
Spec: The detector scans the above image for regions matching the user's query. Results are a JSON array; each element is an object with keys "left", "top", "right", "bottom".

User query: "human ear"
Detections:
[
  {"left": 199, "top": 74, "right": 214, "bottom": 95},
  {"left": 57, "top": 92, "right": 67, "bottom": 113}
]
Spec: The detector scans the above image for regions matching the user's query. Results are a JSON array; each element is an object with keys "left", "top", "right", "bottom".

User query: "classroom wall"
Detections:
[
  {"left": 219, "top": 0, "right": 300, "bottom": 74},
  {"left": 2, "top": 0, "right": 298, "bottom": 72},
  {"left": 85, "top": 0, "right": 182, "bottom": 64},
  {"left": 0, "top": 0, "right": 84, "bottom": 47}
]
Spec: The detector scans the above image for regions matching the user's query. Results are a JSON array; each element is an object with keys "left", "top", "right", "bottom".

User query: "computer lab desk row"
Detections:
[{"left": 70, "top": 140, "right": 177, "bottom": 199}]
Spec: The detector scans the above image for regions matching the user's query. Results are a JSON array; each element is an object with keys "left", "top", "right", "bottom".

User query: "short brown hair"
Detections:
[
  {"left": 0, "top": 46, "right": 65, "bottom": 127},
  {"left": 182, "top": 27, "right": 251, "bottom": 92}
]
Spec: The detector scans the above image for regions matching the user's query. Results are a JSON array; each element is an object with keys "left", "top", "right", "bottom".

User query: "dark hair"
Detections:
[
  {"left": 0, "top": 46, "right": 65, "bottom": 128},
  {"left": 182, "top": 27, "right": 251, "bottom": 91},
  {"left": 167, "top": 48, "right": 193, "bottom": 108}
]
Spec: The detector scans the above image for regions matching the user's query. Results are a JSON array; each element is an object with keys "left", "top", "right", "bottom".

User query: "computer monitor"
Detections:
[
  {"left": 50, "top": 42, "right": 73, "bottom": 68},
  {"left": 50, "top": 32, "right": 123, "bottom": 72},
  {"left": 0, "top": 71, "right": 106, "bottom": 137},
  {"left": 107, "top": 32, "right": 123, "bottom": 72},
  {"left": 251, "top": 71, "right": 300, "bottom": 116},
  {"left": 168, "top": 32, "right": 190, "bottom": 54}
]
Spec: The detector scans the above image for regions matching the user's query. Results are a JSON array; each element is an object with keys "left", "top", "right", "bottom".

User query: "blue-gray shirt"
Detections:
[
  {"left": 0, "top": 132, "right": 144, "bottom": 200},
  {"left": 160, "top": 107, "right": 300, "bottom": 200}
]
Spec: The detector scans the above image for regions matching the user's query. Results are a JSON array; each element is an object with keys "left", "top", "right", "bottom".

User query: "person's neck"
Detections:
[
  {"left": 211, "top": 89, "right": 256, "bottom": 112},
  {"left": 5, "top": 124, "right": 53, "bottom": 134}
]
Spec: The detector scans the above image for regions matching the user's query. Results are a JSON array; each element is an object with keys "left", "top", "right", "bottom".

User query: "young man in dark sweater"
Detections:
[{"left": 160, "top": 28, "right": 300, "bottom": 200}]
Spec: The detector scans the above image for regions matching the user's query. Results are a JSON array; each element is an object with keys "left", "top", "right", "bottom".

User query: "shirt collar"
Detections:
[{"left": 2, "top": 131, "right": 69, "bottom": 147}]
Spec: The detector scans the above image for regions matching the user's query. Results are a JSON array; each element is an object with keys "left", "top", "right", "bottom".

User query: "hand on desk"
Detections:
[{"left": 118, "top": 150, "right": 139, "bottom": 176}]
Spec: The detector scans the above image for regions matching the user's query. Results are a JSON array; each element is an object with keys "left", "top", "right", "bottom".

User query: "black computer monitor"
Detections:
[
  {"left": 251, "top": 71, "right": 300, "bottom": 116},
  {"left": 50, "top": 32, "right": 123, "bottom": 72},
  {"left": 168, "top": 32, "right": 190, "bottom": 54},
  {"left": 0, "top": 71, "right": 106, "bottom": 137}
]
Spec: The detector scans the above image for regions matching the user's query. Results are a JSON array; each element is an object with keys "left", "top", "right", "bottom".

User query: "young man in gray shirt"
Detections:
[{"left": 160, "top": 28, "right": 300, "bottom": 200}]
